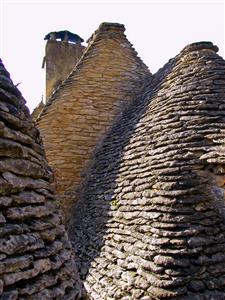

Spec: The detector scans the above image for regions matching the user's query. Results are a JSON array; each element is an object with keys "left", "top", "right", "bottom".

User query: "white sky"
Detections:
[{"left": 1, "top": 0, "right": 224, "bottom": 112}]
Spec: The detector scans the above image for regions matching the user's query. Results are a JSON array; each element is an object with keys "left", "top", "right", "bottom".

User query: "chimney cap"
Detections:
[{"left": 44, "top": 30, "right": 84, "bottom": 44}]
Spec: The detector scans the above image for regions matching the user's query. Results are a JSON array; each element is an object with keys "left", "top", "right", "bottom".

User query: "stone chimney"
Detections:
[{"left": 42, "top": 30, "right": 85, "bottom": 101}]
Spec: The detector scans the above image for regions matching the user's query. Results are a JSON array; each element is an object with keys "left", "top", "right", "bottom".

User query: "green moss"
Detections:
[
  {"left": 129, "top": 270, "right": 137, "bottom": 278},
  {"left": 110, "top": 199, "right": 120, "bottom": 209}
]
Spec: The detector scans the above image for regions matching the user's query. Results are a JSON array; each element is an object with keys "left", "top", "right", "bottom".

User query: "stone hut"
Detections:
[
  {"left": 0, "top": 60, "right": 85, "bottom": 299},
  {"left": 36, "top": 23, "right": 151, "bottom": 223},
  {"left": 71, "top": 42, "right": 225, "bottom": 299},
  {"left": 28, "top": 21, "right": 225, "bottom": 299}
]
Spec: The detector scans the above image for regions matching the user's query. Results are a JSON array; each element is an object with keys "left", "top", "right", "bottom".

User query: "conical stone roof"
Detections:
[
  {"left": 36, "top": 22, "right": 150, "bottom": 224},
  {"left": 72, "top": 42, "right": 225, "bottom": 299},
  {"left": 0, "top": 60, "right": 84, "bottom": 299}
]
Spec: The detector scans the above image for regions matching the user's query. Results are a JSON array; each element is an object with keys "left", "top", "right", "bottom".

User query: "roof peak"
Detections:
[
  {"left": 182, "top": 41, "right": 219, "bottom": 54},
  {"left": 86, "top": 22, "right": 125, "bottom": 44},
  {"left": 98, "top": 22, "right": 125, "bottom": 31}
]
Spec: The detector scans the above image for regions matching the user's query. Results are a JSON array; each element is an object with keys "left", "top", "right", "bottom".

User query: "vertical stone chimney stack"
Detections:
[{"left": 42, "top": 30, "right": 85, "bottom": 101}]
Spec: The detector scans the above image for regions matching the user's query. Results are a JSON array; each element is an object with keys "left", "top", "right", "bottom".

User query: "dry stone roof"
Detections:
[
  {"left": 36, "top": 22, "right": 150, "bottom": 223},
  {"left": 71, "top": 42, "right": 225, "bottom": 299},
  {"left": 38, "top": 22, "right": 150, "bottom": 118},
  {"left": 0, "top": 60, "right": 84, "bottom": 299}
]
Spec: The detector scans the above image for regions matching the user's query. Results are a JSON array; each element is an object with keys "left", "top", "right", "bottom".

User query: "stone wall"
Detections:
[
  {"left": 45, "top": 40, "right": 85, "bottom": 100},
  {"left": 71, "top": 42, "right": 225, "bottom": 299},
  {"left": 36, "top": 22, "right": 151, "bottom": 223},
  {"left": 0, "top": 60, "right": 85, "bottom": 299}
]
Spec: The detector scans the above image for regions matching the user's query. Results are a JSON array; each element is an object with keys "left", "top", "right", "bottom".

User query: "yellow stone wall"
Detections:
[
  {"left": 45, "top": 40, "right": 84, "bottom": 100},
  {"left": 36, "top": 23, "right": 151, "bottom": 223}
]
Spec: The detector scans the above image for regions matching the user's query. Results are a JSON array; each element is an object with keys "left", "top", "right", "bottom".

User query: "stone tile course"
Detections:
[
  {"left": 0, "top": 60, "right": 85, "bottom": 299},
  {"left": 71, "top": 41, "right": 225, "bottom": 299}
]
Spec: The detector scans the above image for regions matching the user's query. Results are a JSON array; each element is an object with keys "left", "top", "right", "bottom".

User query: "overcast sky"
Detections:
[{"left": 1, "top": 0, "right": 224, "bottom": 112}]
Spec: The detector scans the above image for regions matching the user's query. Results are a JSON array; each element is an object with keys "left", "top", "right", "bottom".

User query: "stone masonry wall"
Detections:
[
  {"left": 36, "top": 23, "right": 151, "bottom": 223},
  {"left": 45, "top": 40, "right": 85, "bottom": 101},
  {"left": 0, "top": 60, "right": 85, "bottom": 299}
]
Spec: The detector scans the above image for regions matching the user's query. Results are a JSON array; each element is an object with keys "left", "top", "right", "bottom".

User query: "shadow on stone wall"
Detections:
[
  {"left": 70, "top": 55, "right": 177, "bottom": 280},
  {"left": 71, "top": 42, "right": 225, "bottom": 299}
]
